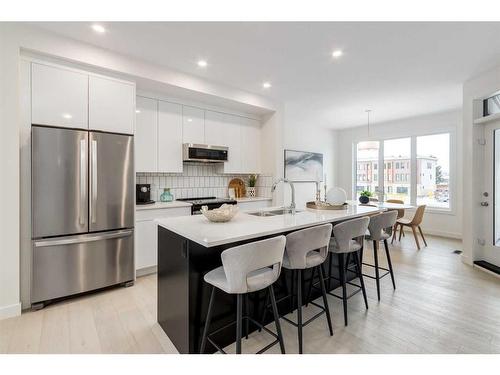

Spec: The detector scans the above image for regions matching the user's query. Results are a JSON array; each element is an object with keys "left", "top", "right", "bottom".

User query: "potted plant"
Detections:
[
  {"left": 359, "top": 190, "right": 372, "bottom": 204},
  {"left": 247, "top": 174, "right": 258, "bottom": 197}
]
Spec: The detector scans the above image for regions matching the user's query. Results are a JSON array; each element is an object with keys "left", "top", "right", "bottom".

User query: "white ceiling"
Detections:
[{"left": 33, "top": 22, "right": 500, "bottom": 129}]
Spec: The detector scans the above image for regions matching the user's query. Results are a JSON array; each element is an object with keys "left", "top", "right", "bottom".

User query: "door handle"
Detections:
[
  {"left": 79, "top": 139, "right": 87, "bottom": 225},
  {"left": 91, "top": 139, "right": 98, "bottom": 223},
  {"left": 34, "top": 229, "right": 133, "bottom": 247},
  {"left": 480, "top": 201, "right": 489, "bottom": 207}
]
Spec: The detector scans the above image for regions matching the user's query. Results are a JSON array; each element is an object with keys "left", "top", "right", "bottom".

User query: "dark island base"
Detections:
[{"left": 158, "top": 226, "right": 359, "bottom": 354}]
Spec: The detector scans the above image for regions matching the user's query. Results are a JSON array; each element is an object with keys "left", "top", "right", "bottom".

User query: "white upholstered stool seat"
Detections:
[{"left": 204, "top": 266, "right": 278, "bottom": 294}]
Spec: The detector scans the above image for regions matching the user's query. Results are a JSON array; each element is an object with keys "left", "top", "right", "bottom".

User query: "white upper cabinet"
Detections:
[
  {"left": 32, "top": 63, "right": 89, "bottom": 129},
  {"left": 135, "top": 97, "right": 158, "bottom": 172},
  {"left": 158, "top": 101, "right": 183, "bottom": 173},
  {"left": 89, "top": 75, "right": 135, "bottom": 134},
  {"left": 205, "top": 110, "right": 242, "bottom": 174},
  {"left": 182, "top": 106, "right": 205, "bottom": 144},
  {"left": 240, "top": 117, "right": 261, "bottom": 174}
]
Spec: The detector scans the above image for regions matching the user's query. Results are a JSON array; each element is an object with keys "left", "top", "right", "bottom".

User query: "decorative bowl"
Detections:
[{"left": 201, "top": 204, "right": 239, "bottom": 223}]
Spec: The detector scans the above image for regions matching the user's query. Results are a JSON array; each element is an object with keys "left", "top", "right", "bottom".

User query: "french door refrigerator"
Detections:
[{"left": 31, "top": 126, "right": 135, "bottom": 308}]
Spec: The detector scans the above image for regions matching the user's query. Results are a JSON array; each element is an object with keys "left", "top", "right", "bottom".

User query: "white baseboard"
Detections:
[
  {"left": 0, "top": 302, "right": 21, "bottom": 320},
  {"left": 400, "top": 227, "right": 462, "bottom": 240},
  {"left": 136, "top": 266, "right": 157, "bottom": 277}
]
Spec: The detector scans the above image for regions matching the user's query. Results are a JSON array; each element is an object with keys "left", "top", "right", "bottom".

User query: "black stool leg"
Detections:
[
  {"left": 355, "top": 250, "right": 368, "bottom": 309},
  {"left": 383, "top": 239, "right": 396, "bottom": 290},
  {"left": 268, "top": 285, "right": 286, "bottom": 354},
  {"left": 373, "top": 240, "right": 381, "bottom": 301},
  {"left": 305, "top": 266, "right": 316, "bottom": 307},
  {"left": 297, "top": 269, "right": 303, "bottom": 354},
  {"left": 328, "top": 254, "right": 333, "bottom": 290},
  {"left": 236, "top": 294, "right": 243, "bottom": 354},
  {"left": 245, "top": 294, "right": 250, "bottom": 339},
  {"left": 318, "top": 265, "right": 334, "bottom": 336},
  {"left": 338, "top": 253, "right": 348, "bottom": 326},
  {"left": 290, "top": 270, "right": 295, "bottom": 312},
  {"left": 259, "top": 288, "right": 270, "bottom": 331},
  {"left": 200, "top": 286, "right": 216, "bottom": 353}
]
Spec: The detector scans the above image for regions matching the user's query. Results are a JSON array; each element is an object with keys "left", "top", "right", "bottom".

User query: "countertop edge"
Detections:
[
  {"left": 136, "top": 202, "right": 192, "bottom": 211},
  {"left": 156, "top": 207, "right": 383, "bottom": 247}
]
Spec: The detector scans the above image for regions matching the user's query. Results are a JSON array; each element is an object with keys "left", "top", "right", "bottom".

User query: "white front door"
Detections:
[{"left": 481, "top": 120, "right": 500, "bottom": 266}]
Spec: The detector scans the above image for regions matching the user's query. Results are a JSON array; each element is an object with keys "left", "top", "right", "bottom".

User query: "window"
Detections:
[
  {"left": 354, "top": 133, "right": 451, "bottom": 210},
  {"left": 416, "top": 133, "right": 450, "bottom": 209},
  {"left": 384, "top": 138, "right": 411, "bottom": 203},
  {"left": 355, "top": 141, "right": 380, "bottom": 200}
]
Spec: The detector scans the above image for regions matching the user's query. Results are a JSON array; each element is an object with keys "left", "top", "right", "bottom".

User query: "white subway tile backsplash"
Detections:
[{"left": 137, "top": 163, "right": 273, "bottom": 200}]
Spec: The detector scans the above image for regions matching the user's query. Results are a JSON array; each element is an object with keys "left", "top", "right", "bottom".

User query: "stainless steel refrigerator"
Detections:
[{"left": 31, "top": 126, "right": 135, "bottom": 308}]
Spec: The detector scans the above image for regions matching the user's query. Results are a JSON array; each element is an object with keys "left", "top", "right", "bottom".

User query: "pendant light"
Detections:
[{"left": 365, "top": 109, "right": 372, "bottom": 137}]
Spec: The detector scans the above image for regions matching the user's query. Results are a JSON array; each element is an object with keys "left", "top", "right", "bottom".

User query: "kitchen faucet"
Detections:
[{"left": 271, "top": 178, "right": 296, "bottom": 214}]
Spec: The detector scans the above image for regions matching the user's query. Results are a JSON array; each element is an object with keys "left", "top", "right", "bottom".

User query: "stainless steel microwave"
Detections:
[{"left": 182, "top": 143, "right": 228, "bottom": 163}]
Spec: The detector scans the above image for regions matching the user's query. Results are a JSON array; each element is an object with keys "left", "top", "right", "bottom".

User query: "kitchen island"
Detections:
[{"left": 156, "top": 204, "right": 383, "bottom": 353}]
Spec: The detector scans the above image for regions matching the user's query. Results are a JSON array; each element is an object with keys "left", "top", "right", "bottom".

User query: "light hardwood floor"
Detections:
[{"left": 1, "top": 235, "right": 499, "bottom": 354}]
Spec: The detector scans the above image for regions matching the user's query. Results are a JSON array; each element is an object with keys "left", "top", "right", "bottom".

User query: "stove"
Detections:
[{"left": 176, "top": 196, "right": 238, "bottom": 215}]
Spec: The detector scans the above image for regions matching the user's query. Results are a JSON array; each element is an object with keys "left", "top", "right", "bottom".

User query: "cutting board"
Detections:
[{"left": 228, "top": 178, "right": 246, "bottom": 198}]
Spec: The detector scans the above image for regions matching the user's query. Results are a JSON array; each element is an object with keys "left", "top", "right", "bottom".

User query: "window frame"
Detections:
[{"left": 353, "top": 130, "right": 455, "bottom": 215}]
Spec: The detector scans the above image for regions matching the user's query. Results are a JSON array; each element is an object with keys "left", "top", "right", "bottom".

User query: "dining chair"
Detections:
[
  {"left": 394, "top": 205, "right": 428, "bottom": 250},
  {"left": 386, "top": 199, "right": 405, "bottom": 241}
]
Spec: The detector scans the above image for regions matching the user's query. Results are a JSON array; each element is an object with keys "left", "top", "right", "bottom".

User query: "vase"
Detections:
[
  {"left": 160, "top": 188, "right": 174, "bottom": 202},
  {"left": 359, "top": 195, "right": 369, "bottom": 204},
  {"left": 247, "top": 187, "right": 256, "bottom": 198}
]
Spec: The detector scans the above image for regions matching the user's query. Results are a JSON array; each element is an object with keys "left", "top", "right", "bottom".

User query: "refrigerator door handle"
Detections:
[
  {"left": 34, "top": 229, "right": 133, "bottom": 247},
  {"left": 79, "top": 139, "right": 87, "bottom": 225},
  {"left": 91, "top": 139, "right": 98, "bottom": 223}
]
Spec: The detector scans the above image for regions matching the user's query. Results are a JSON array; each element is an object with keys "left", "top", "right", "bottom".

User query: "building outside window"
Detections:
[{"left": 355, "top": 133, "right": 451, "bottom": 209}]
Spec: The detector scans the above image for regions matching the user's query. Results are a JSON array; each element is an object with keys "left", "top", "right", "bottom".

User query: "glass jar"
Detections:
[{"left": 160, "top": 188, "right": 174, "bottom": 202}]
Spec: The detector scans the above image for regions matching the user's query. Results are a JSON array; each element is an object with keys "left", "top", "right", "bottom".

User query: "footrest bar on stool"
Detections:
[
  {"left": 281, "top": 301, "right": 328, "bottom": 328},
  {"left": 205, "top": 315, "right": 280, "bottom": 354}
]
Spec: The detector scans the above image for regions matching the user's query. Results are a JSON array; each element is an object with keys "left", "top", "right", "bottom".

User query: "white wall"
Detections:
[
  {"left": 282, "top": 103, "right": 338, "bottom": 209},
  {"left": 336, "top": 110, "right": 463, "bottom": 239},
  {"left": 0, "top": 26, "right": 22, "bottom": 319},
  {"left": 463, "top": 64, "right": 500, "bottom": 266}
]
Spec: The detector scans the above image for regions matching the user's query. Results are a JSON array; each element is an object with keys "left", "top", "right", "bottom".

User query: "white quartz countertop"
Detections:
[
  {"left": 156, "top": 204, "right": 384, "bottom": 247},
  {"left": 136, "top": 201, "right": 192, "bottom": 211},
  {"left": 235, "top": 197, "right": 272, "bottom": 203}
]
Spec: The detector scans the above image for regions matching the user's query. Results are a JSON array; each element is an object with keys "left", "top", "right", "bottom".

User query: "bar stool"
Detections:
[
  {"left": 200, "top": 235, "right": 286, "bottom": 354},
  {"left": 307, "top": 217, "right": 370, "bottom": 326},
  {"left": 262, "top": 223, "right": 334, "bottom": 354},
  {"left": 364, "top": 211, "right": 398, "bottom": 301}
]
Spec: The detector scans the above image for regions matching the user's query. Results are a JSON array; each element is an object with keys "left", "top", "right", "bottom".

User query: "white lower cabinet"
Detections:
[{"left": 135, "top": 207, "right": 190, "bottom": 273}]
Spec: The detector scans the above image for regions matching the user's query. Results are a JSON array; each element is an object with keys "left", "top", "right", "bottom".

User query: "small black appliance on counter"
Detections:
[{"left": 136, "top": 184, "right": 155, "bottom": 205}]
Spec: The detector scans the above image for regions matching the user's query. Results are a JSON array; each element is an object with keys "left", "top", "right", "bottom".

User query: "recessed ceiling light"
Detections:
[
  {"left": 262, "top": 82, "right": 272, "bottom": 89},
  {"left": 62, "top": 113, "right": 72, "bottom": 119},
  {"left": 91, "top": 24, "right": 106, "bottom": 34},
  {"left": 187, "top": 118, "right": 193, "bottom": 122},
  {"left": 135, "top": 110, "right": 141, "bottom": 114},
  {"left": 332, "top": 49, "right": 343, "bottom": 58},
  {"left": 197, "top": 60, "right": 207, "bottom": 68}
]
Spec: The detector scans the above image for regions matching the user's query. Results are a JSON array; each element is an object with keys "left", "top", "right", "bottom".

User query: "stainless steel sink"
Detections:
[{"left": 247, "top": 208, "right": 301, "bottom": 217}]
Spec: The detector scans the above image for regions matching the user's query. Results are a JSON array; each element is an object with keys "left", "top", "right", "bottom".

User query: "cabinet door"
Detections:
[
  {"left": 89, "top": 76, "right": 135, "bottom": 134},
  {"left": 135, "top": 220, "right": 157, "bottom": 270},
  {"left": 32, "top": 63, "right": 88, "bottom": 129},
  {"left": 135, "top": 97, "right": 158, "bottom": 172},
  {"left": 240, "top": 117, "right": 261, "bottom": 174},
  {"left": 182, "top": 106, "right": 205, "bottom": 144},
  {"left": 158, "top": 101, "right": 183, "bottom": 173},
  {"left": 205, "top": 111, "right": 241, "bottom": 173}
]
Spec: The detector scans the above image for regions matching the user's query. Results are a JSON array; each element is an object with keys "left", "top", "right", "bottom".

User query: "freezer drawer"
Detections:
[{"left": 32, "top": 229, "right": 134, "bottom": 304}]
